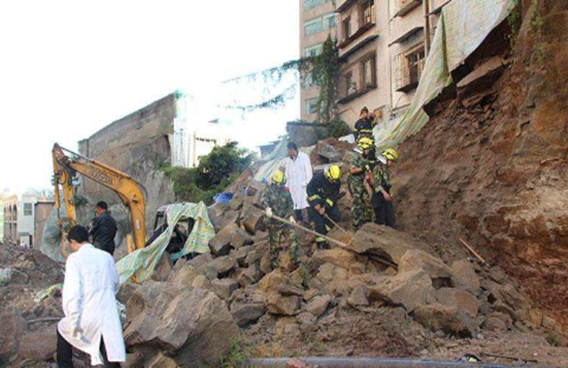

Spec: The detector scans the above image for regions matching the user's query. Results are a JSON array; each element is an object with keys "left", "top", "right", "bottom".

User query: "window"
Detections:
[
  {"left": 360, "top": 0, "right": 375, "bottom": 26},
  {"left": 304, "top": 43, "right": 323, "bottom": 57},
  {"left": 394, "top": 44, "right": 426, "bottom": 92},
  {"left": 361, "top": 55, "right": 376, "bottom": 88},
  {"left": 304, "top": 0, "right": 322, "bottom": 10},
  {"left": 342, "top": 17, "right": 352, "bottom": 42},
  {"left": 304, "top": 17, "right": 323, "bottom": 36},
  {"left": 323, "top": 13, "right": 336, "bottom": 30},
  {"left": 344, "top": 72, "right": 356, "bottom": 97},
  {"left": 24, "top": 203, "right": 32, "bottom": 216},
  {"left": 303, "top": 73, "right": 315, "bottom": 89},
  {"left": 305, "top": 98, "right": 318, "bottom": 115}
]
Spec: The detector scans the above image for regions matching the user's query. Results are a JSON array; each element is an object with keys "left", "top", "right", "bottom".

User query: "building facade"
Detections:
[
  {"left": 2, "top": 193, "right": 53, "bottom": 248},
  {"left": 299, "top": 0, "right": 339, "bottom": 122},
  {"left": 301, "top": 0, "right": 450, "bottom": 127}
]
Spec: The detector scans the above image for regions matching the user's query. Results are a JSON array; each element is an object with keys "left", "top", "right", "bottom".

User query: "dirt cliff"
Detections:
[{"left": 392, "top": 0, "right": 568, "bottom": 334}]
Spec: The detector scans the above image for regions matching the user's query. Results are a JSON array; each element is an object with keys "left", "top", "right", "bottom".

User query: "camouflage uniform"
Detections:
[
  {"left": 354, "top": 117, "right": 377, "bottom": 142},
  {"left": 348, "top": 152, "right": 374, "bottom": 231},
  {"left": 372, "top": 162, "right": 395, "bottom": 228},
  {"left": 261, "top": 184, "right": 299, "bottom": 269}
]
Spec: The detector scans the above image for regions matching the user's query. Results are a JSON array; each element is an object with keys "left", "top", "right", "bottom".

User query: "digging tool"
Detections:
[
  {"left": 459, "top": 238, "right": 487, "bottom": 265},
  {"left": 268, "top": 212, "right": 397, "bottom": 269},
  {"left": 323, "top": 213, "right": 350, "bottom": 236}
]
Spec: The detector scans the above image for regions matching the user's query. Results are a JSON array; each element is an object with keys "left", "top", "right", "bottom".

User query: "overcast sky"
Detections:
[{"left": 0, "top": 0, "right": 300, "bottom": 193}]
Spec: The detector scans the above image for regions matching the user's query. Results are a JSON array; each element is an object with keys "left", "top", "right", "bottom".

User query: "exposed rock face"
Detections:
[{"left": 124, "top": 281, "right": 238, "bottom": 367}]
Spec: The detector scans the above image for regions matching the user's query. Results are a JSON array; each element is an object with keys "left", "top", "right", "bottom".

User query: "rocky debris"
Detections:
[
  {"left": 350, "top": 224, "right": 414, "bottom": 267},
  {"left": 241, "top": 205, "right": 265, "bottom": 234},
  {"left": 312, "top": 247, "right": 356, "bottom": 270},
  {"left": 414, "top": 303, "right": 474, "bottom": 337},
  {"left": 18, "top": 330, "right": 57, "bottom": 362},
  {"left": 124, "top": 281, "right": 238, "bottom": 367},
  {"left": 434, "top": 287, "right": 480, "bottom": 318},
  {"left": 450, "top": 260, "right": 481, "bottom": 294},
  {"left": 236, "top": 265, "right": 261, "bottom": 287},
  {"left": 314, "top": 140, "right": 344, "bottom": 162},
  {"left": 152, "top": 253, "right": 173, "bottom": 281},
  {"left": 484, "top": 312, "right": 512, "bottom": 332},
  {"left": 231, "top": 303, "right": 266, "bottom": 327},
  {"left": 306, "top": 294, "right": 332, "bottom": 317},
  {"left": 209, "top": 223, "right": 239, "bottom": 256},
  {"left": 211, "top": 255, "right": 237, "bottom": 277},
  {"left": 348, "top": 286, "right": 370, "bottom": 307},
  {"left": 212, "top": 278, "right": 239, "bottom": 300},
  {"left": 169, "top": 264, "right": 202, "bottom": 290},
  {"left": 0, "top": 308, "right": 26, "bottom": 364},
  {"left": 369, "top": 270, "right": 435, "bottom": 312},
  {"left": 231, "top": 227, "right": 253, "bottom": 249},
  {"left": 399, "top": 249, "right": 452, "bottom": 283}
]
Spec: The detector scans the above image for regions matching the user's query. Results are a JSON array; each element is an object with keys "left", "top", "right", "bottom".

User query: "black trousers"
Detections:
[
  {"left": 373, "top": 192, "right": 396, "bottom": 228},
  {"left": 294, "top": 209, "right": 306, "bottom": 222},
  {"left": 57, "top": 329, "right": 120, "bottom": 368},
  {"left": 308, "top": 204, "right": 340, "bottom": 249}
]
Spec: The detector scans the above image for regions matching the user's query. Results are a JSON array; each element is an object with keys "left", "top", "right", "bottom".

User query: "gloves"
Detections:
[
  {"left": 266, "top": 207, "right": 273, "bottom": 218},
  {"left": 289, "top": 216, "right": 297, "bottom": 224}
]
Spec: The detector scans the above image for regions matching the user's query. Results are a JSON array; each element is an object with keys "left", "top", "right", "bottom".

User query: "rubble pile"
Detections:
[{"left": 117, "top": 140, "right": 554, "bottom": 366}]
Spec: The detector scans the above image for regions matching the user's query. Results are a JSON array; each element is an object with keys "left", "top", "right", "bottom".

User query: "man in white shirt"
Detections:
[
  {"left": 284, "top": 142, "right": 313, "bottom": 223},
  {"left": 57, "top": 225, "right": 125, "bottom": 367}
]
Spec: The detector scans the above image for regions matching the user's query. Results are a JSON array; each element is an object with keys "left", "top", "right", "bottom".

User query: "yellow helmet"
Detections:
[
  {"left": 358, "top": 137, "right": 374, "bottom": 150},
  {"left": 325, "top": 165, "right": 341, "bottom": 182},
  {"left": 382, "top": 148, "right": 399, "bottom": 162},
  {"left": 271, "top": 170, "right": 286, "bottom": 185}
]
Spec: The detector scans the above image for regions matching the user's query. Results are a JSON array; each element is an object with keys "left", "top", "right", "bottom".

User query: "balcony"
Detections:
[
  {"left": 394, "top": 0, "right": 422, "bottom": 17},
  {"left": 394, "top": 46, "right": 426, "bottom": 93}
]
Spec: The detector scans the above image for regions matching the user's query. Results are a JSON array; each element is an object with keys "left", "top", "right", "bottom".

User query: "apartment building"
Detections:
[
  {"left": 312, "top": 0, "right": 450, "bottom": 127},
  {"left": 299, "top": 0, "right": 339, "bottom": 122}
]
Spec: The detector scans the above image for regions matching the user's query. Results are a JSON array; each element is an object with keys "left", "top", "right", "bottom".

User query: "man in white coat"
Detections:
[
  {"left": 285, "top": 142, "right": 313, "bottom": 223},
  {"left": 57, "top": 225, "right": 125, "bottom": 367}
]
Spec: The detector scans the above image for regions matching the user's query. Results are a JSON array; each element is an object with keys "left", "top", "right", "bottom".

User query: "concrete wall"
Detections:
[
  {"left": 34, "top": 201, "right": 54, "bottom": 251},
  {"left": 77, "top": 93, "right": 178, "bottom": 256}
]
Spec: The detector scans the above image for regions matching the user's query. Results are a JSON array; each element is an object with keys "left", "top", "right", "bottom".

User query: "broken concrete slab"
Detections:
[{"left": 209, "top": 223, "right": 239, "bottom": 256}]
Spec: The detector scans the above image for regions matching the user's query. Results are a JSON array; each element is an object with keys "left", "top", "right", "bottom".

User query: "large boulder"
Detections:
[
  {"left": 211, "top": 255, "right": 237, "bottom": 277},
  {"left": 399, "top": 249, "right": 452, "bottom": 282},
  {"left": 124, "top": 281, "right": 238, "bottom": 368},
  {"left": 258, "top": 269, "right": 302, "bottom": 296},
  {"left": 434, "top": 287, "right": 480, "bottom": 317},
  {"left": 235, "top": 265, "right": 261, "bottom": 287},
  {"left": 231, "top": 303, "right": 266, "bottom": 327},
  {"left": 0, "top": 308, "right": 26, "bottom": 364},
  {"left": 315, "top": 140, "right": 343, "bottom": 162},
  {"left": 450, "top": 260, "right": 481, "bottom": 294},
  {"left": 209, "top": 223, "right": 239, "bottom": 256},
  {"left": 265, "top": 293, "right": 301, "bottom": 316},
  {"left": 231, "top": 228, "right": 253, "bottom": 249},
  {"left": 18, "top": 330, "right": 57, "bottom": 362},
  {"left": 369, "top": 270, "right": 435, "bottom": 312},
  {"left": 306, "top": 295, "right": 332, "bottom": 317},
  {"left": 350, "top": 224, "right": 415, "bottom": 266},
  {"left": 212, "top": 278, "right": 239, "bottom": 300},
  {"left": 168, "top": 265, "right": 202, "bottom": 290},
  {"left": 241, "top": 205, "right": 265, "bottom": 234},
  {"left": 312, "top": 248, "right": 356, "bottom": 270},
  {"left": 413, "top": 303, "right": 474, "bottom": 337},
  {"left": 207, "top": 203, "right": 228, "bottom": 232}
]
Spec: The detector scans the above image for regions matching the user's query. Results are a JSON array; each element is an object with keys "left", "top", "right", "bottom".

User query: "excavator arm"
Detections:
[{"left": 52, "top": 143, "right": 147, "bottom": 256}]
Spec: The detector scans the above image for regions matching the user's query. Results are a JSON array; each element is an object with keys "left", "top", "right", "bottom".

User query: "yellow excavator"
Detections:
[{"left": 52, "top": 143, "right": 147, "bottom": 257}]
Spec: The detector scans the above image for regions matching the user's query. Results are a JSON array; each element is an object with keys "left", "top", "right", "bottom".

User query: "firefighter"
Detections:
[
  {"left": 348, "top": 137, "right": 375, "bottom": 231},
  {"left": 372, "top": 148, "right": 399, "bottom": 228},
  {"left": 307, "top": 165, "right": 342, "bottom": 249},
  {"left": 354, "top": 107, "right": 377, "bottom": 142},
  {"left": 262, "top": 170, "right": 299, "bottom": 270}
]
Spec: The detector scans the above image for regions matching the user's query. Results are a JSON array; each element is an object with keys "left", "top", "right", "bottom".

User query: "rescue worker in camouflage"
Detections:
[
  {"left": 307, "top": 165, "right": 341, "bottom": 249},
  {"left": 354, "top": 107, "right": 377, "bottom": 142},
  {"left": 262, "top": 170, "right": 300, "bottom": 270},
  {"left": 348, "top": 137, "right": 375, "bottom": 231},
  {"left": 372, "top": 148, "right": 399, "bottom": 228}
]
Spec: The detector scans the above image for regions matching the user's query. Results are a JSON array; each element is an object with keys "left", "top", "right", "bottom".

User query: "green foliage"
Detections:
[
  {"left": 220, "top": 338, "right": 250, "bottom": 368},
  {"left": 311, "top": 36, "right": 341, "bottom": 124},
  {"left": 74, "top": 195, "right": 88, "bottom": 208},
  {"left": 529, "top": 0, "right": 545, "bottom": 68},
  {"left": 162, "top": 142, "right": 255, "bottom": 205},
  {"left": 547, "top": 332, "right": 562, "bottom": 347},
  {"left": 328, "top": 118, "right": 351, "bottom": 138},
  {"left": 507, "top": 0, "right": 522, "bottom": 52}
]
